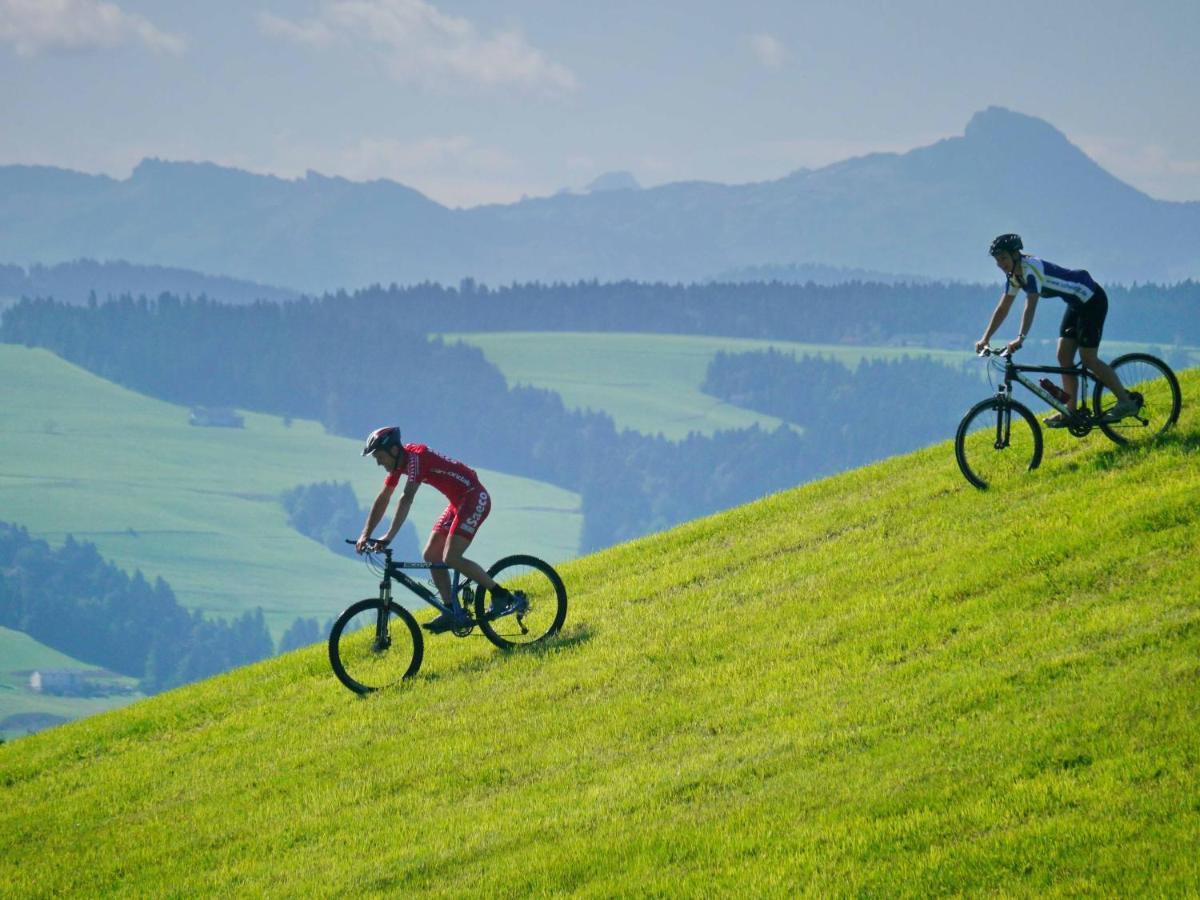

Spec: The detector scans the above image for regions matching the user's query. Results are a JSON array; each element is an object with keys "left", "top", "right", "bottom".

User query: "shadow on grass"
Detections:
[
  {"left": 1089, "top": 426, "right": 1200, "bottom": 471},
  {"left": 429, "top": 622, "right": 597, "bottom": 681}
]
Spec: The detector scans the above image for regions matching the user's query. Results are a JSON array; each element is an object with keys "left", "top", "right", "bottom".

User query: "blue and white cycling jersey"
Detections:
[{"left": 1003, "top": 256, "right": 1100, "bottom": 308}]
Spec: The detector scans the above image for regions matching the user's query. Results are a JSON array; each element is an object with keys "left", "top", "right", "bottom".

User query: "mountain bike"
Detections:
[
  {"left": 955, "top": 347, "right": 1181, "bottom": 489},
  {"left": 328, "top": 540, "right": 568, "bottom": 694}
]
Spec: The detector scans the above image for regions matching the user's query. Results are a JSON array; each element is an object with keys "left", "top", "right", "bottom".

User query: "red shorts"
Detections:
[{"left": 432, "top": 488, "right": 491, "bottom": 540}]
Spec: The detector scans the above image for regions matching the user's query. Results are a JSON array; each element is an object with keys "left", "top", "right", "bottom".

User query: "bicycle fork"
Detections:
[
  {"left": 373, "top": 580, "right": 393, "bottom": 652},
  {"left": 994, "top": 386, "right": 1014, "bottom": 450}
]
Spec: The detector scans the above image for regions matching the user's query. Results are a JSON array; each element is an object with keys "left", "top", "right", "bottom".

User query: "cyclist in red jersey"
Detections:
[{"left": 355, "top": 426, "right": 515, "bottom": 633}]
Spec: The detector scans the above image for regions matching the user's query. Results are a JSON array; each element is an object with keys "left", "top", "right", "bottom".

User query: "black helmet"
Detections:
[
  {"left": 362, "top": 426, "right": 401, "bottom": 457},
  {"left": 989, "top": 233, "right": 1023, "bottom": 256}
]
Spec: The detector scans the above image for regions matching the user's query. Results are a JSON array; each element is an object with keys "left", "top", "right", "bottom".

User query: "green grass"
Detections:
[
  {"left": 0, "top": 345, "right": 582, "bottom": 637},
  {"left": 2, "top": 370, "right": 1196, "bottom": 895},
  {"left": 445, "top": 331, "right": 1200, "bottom": 440}
]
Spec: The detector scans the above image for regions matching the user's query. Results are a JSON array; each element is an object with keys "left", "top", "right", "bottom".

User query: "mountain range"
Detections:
[{"left": 2, "top": 107, "right": 1197, "bottom": 292}]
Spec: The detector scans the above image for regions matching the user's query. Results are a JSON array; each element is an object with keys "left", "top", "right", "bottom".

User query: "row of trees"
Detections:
[
  {"left": 15, "top": 275, "right": 1199, "bottom": 345},
  {"left": 0, "top": 523, "right": 275, "bottom": 694},
  {"left": 325, "top": 277, "right": 1200, "bottom": 346}
]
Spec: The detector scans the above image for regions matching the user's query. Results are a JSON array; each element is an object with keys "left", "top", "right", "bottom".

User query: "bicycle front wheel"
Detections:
[
  {"left": 1095, "top": 353, "right": 1182, "bottom": 446},
  {"left": 328, "top": 599, "right": 424, "bottom": 694},
  {"left": 475, "top": 555, "right": 568, "bottom": 650},
  {"left": 955, "top": 397, "right": 1043, "bottom": 489}
]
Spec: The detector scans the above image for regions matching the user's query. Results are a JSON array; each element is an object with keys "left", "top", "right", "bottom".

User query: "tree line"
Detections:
[{"left": 320, "top": 277, "right": 1198, "bottom": 346}]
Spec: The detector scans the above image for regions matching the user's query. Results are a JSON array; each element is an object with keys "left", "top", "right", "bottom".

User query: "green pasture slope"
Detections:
[
  {"left": 0, "top": 345, "right": 582, "bottom": 638},
  {"left": 445, "top": 331, "right": 976, "bottom": 439},
  {"left": 446, "top": 331, "right": 1200, "bottom": 440},
  {"left": 2, "top": 371, "right": 1198, "bottom": 895},
  {"left": 0, "top": 628, "right": 142, "bottom": 742}
]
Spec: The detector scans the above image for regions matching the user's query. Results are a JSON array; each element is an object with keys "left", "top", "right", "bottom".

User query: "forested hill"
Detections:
[
  {"left": 11, "top": 276, "right": 1196, "bottom": 346},
  {"left": 0, "top": 260, "right": 298, "bottom": 306},
  {"left": 326, "top": 278, "right": 1200, "bottom": 347}
]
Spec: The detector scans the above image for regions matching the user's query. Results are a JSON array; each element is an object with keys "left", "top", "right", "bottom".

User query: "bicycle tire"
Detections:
[
  {"left": 328, "top": 598, "right": 424, "bottom": 694},
  {"left": 1094, "top": 353, "right": 1182, "bottom": 446},
  {"left": 955, "top": 396, "right": 1043, "bottom": 489},
  {"left": 475, "top": 555, "right": 568, "bottom": 650}
]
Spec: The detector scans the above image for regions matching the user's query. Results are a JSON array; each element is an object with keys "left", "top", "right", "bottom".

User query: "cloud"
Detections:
[
  {"left": 0, "top": 0, "right": 184, "bottom": 56},
  {"left": 257, "top": 12, "right": 335, "bottom": 49},
  {"left": 745, "top": 32, "right": 786, "bottom": 69},
  {"left": 260, "top": 0, "right": 576, "bottom": 95}
]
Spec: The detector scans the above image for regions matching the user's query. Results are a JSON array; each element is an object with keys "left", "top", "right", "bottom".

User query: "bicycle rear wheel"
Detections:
[
  {"left": 1095, "top": 353, "right": 1181, "bottom": 446},
  {"left": 475, "top": 555, "right": 567, "bottom": 650},
  {"left": 955, "top": 397, "right": 1043, "bottom": 489},
  {"left": 328, "top": 599, "right": 423, "bottom": 694}
]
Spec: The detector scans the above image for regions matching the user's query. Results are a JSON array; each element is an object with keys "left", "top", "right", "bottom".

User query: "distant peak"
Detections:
[
  {"left": 963, "top": 106, "right": 1071, "bottom": 146},
  {"left": 584, "top": 171, "right": 641, "bottom": 193}
]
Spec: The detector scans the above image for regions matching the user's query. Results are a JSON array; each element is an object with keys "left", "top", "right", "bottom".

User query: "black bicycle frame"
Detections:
[
  {"left": 997, "top": 357, "right": 1095, "bottom": 417},
  {"left": 353, "top": 543, "right": 473, "bottom": 646},
  {"left": 384, "top": 559, "right": 466, "bottom": 617}
]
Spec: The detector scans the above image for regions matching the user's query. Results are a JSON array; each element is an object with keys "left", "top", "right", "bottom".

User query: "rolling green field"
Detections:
[
  {"left": 445, "top": 331, "right": 979, "bottom": 439},
  {"left": 446, "top": 331, "right": 1200, "bottom": 440},
  {"left": 0, "top": 345, "right": 582, "bottom": 638},
  {"left": 0, "top": 629, "right": 143, "bottom": 742},
  {"left": 2, "top": 369, "right": 1196, "bottom": 895}
]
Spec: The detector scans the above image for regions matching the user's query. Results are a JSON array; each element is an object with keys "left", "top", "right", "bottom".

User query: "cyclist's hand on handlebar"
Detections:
[
  {"left": 975, "top": 337, "right": 989, "bottom": 354},
  {"left": 1004, "top": 336, "right": 1024, "bottom": 355},
  {"left": 355, "top": 535, "right": 388, "bottom": 554}
]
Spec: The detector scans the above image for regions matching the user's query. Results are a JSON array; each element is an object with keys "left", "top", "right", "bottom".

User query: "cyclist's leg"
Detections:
[
  {"left": 424, "top": 512, "right": 455, "bottom": 605},
  {"left": 1076, "top": 291, "right": 1131, "bottom": 404},
  {"left": 1057, "top": 308, "right": 1081, "bottom": 408},
  {"left": 440, "top": 490, "right": 498, "bottom": 590}
]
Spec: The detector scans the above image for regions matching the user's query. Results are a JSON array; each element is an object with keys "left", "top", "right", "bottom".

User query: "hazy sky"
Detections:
[{"left": 3, "top": 0, "right": 1199, "bottom": 207}]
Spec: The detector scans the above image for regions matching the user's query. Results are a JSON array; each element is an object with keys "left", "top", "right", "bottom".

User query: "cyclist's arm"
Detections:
[
  {"left": 382, "top": 480, "right": 419, "bottom": 544},
  {"left": 977, "top": 292, "right": 1016, "bottom": 350},
  {"left": 1009, "top": 292, "right": 1040, "bottom": 350},
  {"left": 356, "top": 482, "right": 397, "bottom": 551}
]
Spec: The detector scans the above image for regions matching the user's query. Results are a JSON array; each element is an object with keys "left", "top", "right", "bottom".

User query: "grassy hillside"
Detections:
[
  {"left": 1, "top": 370, "right": 1197, "bottom": 895},
  {"left": 0, "top": 345, "right": 582, "bottom": 636}
]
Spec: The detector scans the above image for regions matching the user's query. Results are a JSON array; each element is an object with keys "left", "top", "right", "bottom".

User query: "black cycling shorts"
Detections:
[{"left": 1059, "top": 287, "right": 1108, "bottom": 349}]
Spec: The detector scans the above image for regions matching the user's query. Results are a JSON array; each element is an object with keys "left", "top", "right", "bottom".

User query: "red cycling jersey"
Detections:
[{"left": 383, "top": 443, "right": 483, "bottom": 504}]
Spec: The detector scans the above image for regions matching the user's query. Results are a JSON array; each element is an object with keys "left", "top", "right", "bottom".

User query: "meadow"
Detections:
[
  {"left": 2, "top": 369, "right": 1195, "bottom": 895},
  {"left": 0, "top": 628, "right": 143, "bottom": 742},
  {"left": 445, "top": 331, "right": 991, "bottom": 438}
]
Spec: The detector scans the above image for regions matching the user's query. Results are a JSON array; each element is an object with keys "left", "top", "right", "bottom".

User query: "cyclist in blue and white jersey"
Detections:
[{"left": 975, "top": 233, "right": 1140, "bottom": 426}]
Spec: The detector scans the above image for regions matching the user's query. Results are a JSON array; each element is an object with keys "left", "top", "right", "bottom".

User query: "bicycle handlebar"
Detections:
[
  {"left": 977, "top": 346, "right": 1015, "bottom": 359},
  {"left": 345, "top": 538, "right": 391, "bottom": 554}
]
